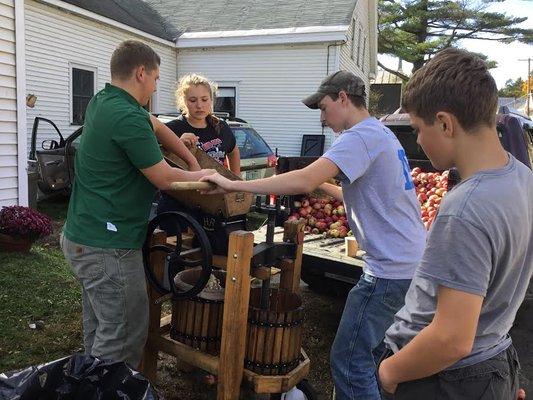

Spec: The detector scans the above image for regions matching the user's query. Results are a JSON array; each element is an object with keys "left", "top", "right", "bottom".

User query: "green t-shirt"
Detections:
[{"left": 64, "top": 83, "right": 163, "bottom": 249}]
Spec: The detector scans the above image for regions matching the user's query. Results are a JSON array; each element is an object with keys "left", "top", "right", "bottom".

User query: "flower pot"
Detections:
[{"left": 0, "top": 233, "right": 32, "bottom": 252}]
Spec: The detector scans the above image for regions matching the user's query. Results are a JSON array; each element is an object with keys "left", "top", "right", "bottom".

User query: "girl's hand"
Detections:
[{"left": 181, "top": 132, "right": 199, "bottom": 148}]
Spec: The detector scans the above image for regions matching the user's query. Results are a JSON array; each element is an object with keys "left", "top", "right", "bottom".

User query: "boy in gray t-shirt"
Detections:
[
  {"left": 201, "top": 71, "right": 426, "bottom": 399},
  {"left": 378, "top": 48, "right": 533, "bottom": 399}
]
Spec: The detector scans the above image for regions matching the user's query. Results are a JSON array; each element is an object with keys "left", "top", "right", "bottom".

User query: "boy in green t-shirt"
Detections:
[{"left": 61, "top": 40, "right": 213, "bottom": 368}]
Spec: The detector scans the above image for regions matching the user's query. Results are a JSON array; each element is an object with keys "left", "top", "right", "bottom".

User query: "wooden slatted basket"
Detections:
[
  {"left": 170, "top": 268, "right": 226, "bottom": 355},
  {"left": 245, "top": 288, "right": 303, "bottom": 375},
  {"left": 163, "top": 147, "right": 254, "bottom": 218}
]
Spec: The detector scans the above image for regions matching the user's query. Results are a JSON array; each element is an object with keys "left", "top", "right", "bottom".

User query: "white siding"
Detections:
[
  {"left": 0, "top": 0, "right": 18, "bottom": 206},
  {"left": 178, "top": 44, "right": 339, "bottom": 156},
  {"left": 24, "top": 0, "right": 177, "bottom": 150},
  {"left": 339, "top": 0, "right": 372, "bottom": 97}
]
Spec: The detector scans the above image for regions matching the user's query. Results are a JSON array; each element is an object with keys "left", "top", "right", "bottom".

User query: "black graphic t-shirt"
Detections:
[{"left": 166, "top": 115, "right": 236, "bottom": 165}]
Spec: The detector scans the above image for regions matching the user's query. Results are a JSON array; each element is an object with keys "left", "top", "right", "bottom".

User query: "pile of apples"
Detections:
[
  {"left": 288, "top": 167, "right": 449, "bottom": 234},
  {"left": 288, "top": 196, "right": 351, "bottom": 238},
  {"left": 411, "top": 167, "right": 449, "bottom": 229}
]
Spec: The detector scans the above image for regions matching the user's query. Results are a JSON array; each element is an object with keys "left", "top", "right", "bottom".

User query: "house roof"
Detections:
[
  {"left": 62, "top": 0, "right": 177, "bottom": 41},
  {"left": 143, "top": 0, "right": 358, "bottom": 34}
]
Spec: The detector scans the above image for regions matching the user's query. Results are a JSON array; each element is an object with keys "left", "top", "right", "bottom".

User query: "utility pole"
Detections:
[{"left": 518, "top": 58, "right": 531, "bottom": 116}]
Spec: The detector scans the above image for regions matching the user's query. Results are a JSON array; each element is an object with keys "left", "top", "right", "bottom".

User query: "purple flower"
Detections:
[{"left": 0, "top": 206, "right": 53, "bottom": 240}]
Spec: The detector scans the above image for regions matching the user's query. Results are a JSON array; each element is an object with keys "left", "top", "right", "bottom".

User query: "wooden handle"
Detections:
[{"left": 168, "top": 181, "right": 216, "bottom": 191}]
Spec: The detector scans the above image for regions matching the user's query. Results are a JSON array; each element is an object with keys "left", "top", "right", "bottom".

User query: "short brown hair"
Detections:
[
  {"left": 110, "top": 40, "right": 161, "bottom": 80},
  {"left": 328, "top": 93, "right": 366, "bottom": 109},
  {"left": 402, "top": 48, "right": 498, "bottom": 131}
]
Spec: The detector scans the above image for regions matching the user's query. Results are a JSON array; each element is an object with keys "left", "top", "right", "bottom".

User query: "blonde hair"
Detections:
[
  {"left": 175, "top": 74, "right": 218, "bottom": 115},
  {"left": 175, "top": 74, "right": 221, "bottom": 133}
]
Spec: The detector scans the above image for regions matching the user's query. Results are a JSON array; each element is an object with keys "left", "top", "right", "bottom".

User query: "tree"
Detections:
[
  {"left": 498, "top": 77, "right": 525, "bottom": 98},
  {"left": 378, "top": 0, "right": 533, "bottom": 81}
]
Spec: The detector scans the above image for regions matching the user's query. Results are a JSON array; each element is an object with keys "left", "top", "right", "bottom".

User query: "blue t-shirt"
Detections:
[{"left": 322, "top": 117, "right": 426, "bottom": 279}]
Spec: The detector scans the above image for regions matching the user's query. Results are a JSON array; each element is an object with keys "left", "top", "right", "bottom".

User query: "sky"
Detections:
[{"left": 378, "top": 0, "right": 533, "bottom": 89}]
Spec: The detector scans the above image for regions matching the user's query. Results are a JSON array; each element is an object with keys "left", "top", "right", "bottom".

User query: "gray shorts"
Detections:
[
  {"left": 381, "top": 344, "right": 520, "bottom": 400},
  {"left": 60, "top": 233, "right": 149, "bottom": 369}
]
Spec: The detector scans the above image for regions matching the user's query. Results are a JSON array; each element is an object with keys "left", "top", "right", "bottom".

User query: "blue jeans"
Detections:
[
  {"left": 331, "top": 273, "right": 411, "bottom": 400},
  {"left": 60, "top": 233, "right": 149, "bottom": 369}
]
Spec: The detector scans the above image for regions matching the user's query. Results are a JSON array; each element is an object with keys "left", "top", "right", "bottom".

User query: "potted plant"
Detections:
[{"left": 0, "top": 206, "right": 53, "bottom": 252}]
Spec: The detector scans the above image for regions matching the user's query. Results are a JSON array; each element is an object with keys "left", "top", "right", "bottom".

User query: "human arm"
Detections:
[
  {"left": 378, "top": 286, "right": 482, "bottom": 393},
  {"left": 149, "top": 115, "right": 201, "bottom": 171},
  {"left": 200, "top": 157, "right": 339, "bottom": 195},
  {"left": 226, "top": 146, "right": 241, "bottom": 175},
  {"left": 141, "top": 160, "right": 215, "bottom": 191}
]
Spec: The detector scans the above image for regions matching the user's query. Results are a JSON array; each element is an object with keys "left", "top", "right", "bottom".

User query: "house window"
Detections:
[
  {"left": 72, "top": 67, "right": 95, "bottom": 125},
  {"left": 356, "top": 25, "right": 363, "bottom": 68},
  {"left": 214, "top": 87, "right": 236, "bottom": 118},
  {"left": 350, "top": 20, "right": 356, "bottom": 60}
]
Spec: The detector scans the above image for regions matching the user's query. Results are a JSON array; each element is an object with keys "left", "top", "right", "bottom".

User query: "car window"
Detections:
[{"left": 232, "top": 127, "right": 272, "bottom": 158}]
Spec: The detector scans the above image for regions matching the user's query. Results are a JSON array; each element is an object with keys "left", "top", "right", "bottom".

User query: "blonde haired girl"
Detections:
[{"left": 157, "top": 74, "right": 240, "bottom": 233}]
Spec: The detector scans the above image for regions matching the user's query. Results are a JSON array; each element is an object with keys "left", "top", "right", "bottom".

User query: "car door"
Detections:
[
  {"left": 64, "top": 127, "right": 83, "bottom": 191},
  {"left": 29, "top": 117, "right": 71, "bottom": 194}
]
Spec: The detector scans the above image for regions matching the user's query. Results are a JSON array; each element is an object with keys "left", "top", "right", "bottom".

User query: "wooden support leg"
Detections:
[
  {"left": 140, "top": 231, "right": 168, "bottom": 382},
  {"left": 217, "top": 231, "right": 254, "bottom": 400},
  {"left": 279, "top": 221, "right": 305, "bottom": 294}
]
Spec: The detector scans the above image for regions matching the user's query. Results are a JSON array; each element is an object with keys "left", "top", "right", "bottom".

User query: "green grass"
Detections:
[
  {"left": 0, "top": 246, "right": 83, "bottom": 372},
  {"left": 0, "top": 195, "right": 82, "bottom": 373}
]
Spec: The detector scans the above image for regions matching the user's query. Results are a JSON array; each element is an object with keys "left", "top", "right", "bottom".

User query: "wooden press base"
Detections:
[
  {"left": 154, "top": 315, "right": 310, "bottom": 394},
  {"left": 140, "top": 221, "right": 307, "bottom": 400}
]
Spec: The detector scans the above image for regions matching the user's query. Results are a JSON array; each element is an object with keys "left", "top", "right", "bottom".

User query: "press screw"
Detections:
[
  {"left": 231, "top": 277, "right": 237, "bottom": 282},
  {"left": 233, "top": 253, "right": 238, "bottom": 259}
]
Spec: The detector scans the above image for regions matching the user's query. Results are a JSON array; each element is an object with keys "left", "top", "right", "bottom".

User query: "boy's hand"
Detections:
[
  {"left": 199, "top": 173, "right": 233, "bottom": 194},
  {"left": 181, "top": 132, "right": 199, "bottom": 148},
  {"left": 378, "top": 361, "right": 398, "bottom": 395}
]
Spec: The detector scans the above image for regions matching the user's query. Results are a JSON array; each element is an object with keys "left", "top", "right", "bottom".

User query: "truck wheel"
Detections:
[
  {"left": 301, "top": 270, "right": 336, "bottom": 296},
  {"left": 301, "top": 270, "right": 353, "bottom": 297}
]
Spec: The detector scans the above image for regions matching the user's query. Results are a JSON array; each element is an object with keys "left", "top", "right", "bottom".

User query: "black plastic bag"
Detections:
[{"left": 0, "top": 354, "right": 159, "bottom": 400}]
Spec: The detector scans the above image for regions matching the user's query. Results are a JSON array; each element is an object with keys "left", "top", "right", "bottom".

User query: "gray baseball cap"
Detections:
[{"left": 302, "top": 70, "right": 366, "bottom": 109}]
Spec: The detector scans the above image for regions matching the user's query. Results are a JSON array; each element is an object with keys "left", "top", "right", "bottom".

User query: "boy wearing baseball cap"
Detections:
[
  {"left": 202, "top": 70, "right": 426, "bottom": 399},
  {"left": 378, "top": 49, "right": 532, "bottom": 399}
]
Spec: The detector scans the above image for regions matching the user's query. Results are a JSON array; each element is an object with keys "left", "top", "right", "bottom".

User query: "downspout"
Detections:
[{"left": 323, "top": 41, "right": 345, "bottom": 135}]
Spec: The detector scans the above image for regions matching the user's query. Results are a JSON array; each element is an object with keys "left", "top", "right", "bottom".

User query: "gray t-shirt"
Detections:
[
  {"left": 322, "top": 117, "right": 426, "bottom": 279},
  {"left": 385, "top": 155, "right": 533, "bottom": 369}
]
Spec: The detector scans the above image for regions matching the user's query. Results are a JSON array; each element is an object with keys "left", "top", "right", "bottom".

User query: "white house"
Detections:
[
  {"left": 1, "top": 0, "right": 377, "bottom": 206},
  {"left": 147, "top": 0, "right": 378, "bottom": 155},
  {"left": 0, "top": 0, "right": 26, "bottom": 207},
  {"left": 24, "top": 0, "right": 177, "bottom": 156}
]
